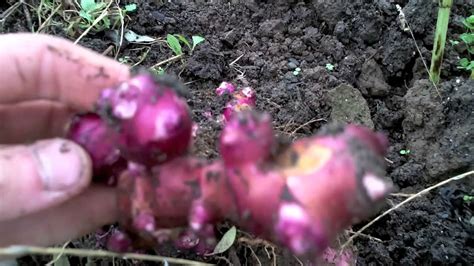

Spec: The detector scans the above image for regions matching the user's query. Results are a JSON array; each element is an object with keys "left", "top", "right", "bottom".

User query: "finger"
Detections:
[
  {"left": 0, "top": 33, "right": 130, "bottom": 110},
  {"left": 0, "top": 138, "right": 92, "bottom": 221},
  {"left": 0, "top": 186, "right": 118, "bottom": 247},
  {"left": 0, "top": 101, "right": 74, "bottom": 143}
]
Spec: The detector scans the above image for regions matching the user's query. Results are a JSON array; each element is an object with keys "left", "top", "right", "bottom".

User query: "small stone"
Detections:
[
  {"left": 357, "top": 59, "right": 391, "bottom": 97},
  {"left": 288, "top": 62, "right": 298, "bottom": 70},
  {"left": 327, "top": 84, "right": 374, "bottom": 129}
]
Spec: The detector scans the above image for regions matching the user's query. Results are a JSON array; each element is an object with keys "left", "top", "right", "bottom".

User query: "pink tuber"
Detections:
[
  {"left": 65, "top": 74, "right": 392, "bottom": 263},
  {"left": 65, "top": 112, "right": 127, "bottom": 185},
  {"left": 95, "top": 71, "right": 193, "bottom": 167},
  {"left": 216, "top": 82, "right": 256, "bottom": 123},
  {"left": 113, "top": 109, "right": 392, "bottom": 262}
]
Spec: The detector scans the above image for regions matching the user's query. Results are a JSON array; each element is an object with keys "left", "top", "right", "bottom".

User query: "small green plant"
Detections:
[
  {"left": 151, "top": 67, "right": 165, "bottom": 76},
  {"left": 293, "top": 67, "right": 302, "bottom": 76},
  {"left": 455, "top": 14, "right": 474, "bottom": 78},
  {"left": 326, "top": 63, "right": 335, "bottom": 71},
  {"left": 69, "top": 0, "right": 137, "bottom": 34},
  {"left": 118, "top": 56, "right": 133, "bottom": 65},
  {"left": 463, "top": 194, "right": 473, "bottom": 204},
  {"left": 124, "top": 3, "right": 137, "bottom": 13},
  {"left": 149, "top": 34, "right": 205, "bottom": 71},
  {"left": 78, "top": 0, "right": 111, "bottom": 31},
  {"left": 399, "top": 149, "right": 411, "bottom": 155},
  {"left": 166, "top": 34, "right": 205, "bottom": 56}
]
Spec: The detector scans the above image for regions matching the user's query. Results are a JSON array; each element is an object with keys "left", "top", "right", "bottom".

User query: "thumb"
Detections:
[{"left": 0, "top": 139, "right": 92, "bottom": 221}]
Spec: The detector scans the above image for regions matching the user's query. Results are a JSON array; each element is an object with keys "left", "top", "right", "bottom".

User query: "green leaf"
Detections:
[
  {"left": 209, "top": 226, "right": 237, "bottom": 255},
  {"left": 80, "top": 0, "right": 96, "bottom": 12},
  {"left": 124, "top": 3, "right": 137, "bottom": 12},
  {"left": 457, "top": 58, "right": 474, "bottom": 71},
  {"left": 102, "top": 16, "right": 111, "bottom": 29},
  {"left": 166, "top": 34, "right": 182, "bottom": 55},
  {"left": 192, "top": 35, "right": 205, "bottom": 50},
  {"left": 460, "top": 33, "right": 474, "bottom": 45},
  {"left": 325, "top": 63, "right": 335, "bottom": 71},
  {"left": 79, "top": 10, "right": 93, "bottom": 22},
  {"left": 459, "top": 58, "right": 470, "bottom": 68},
  {"left": 463, "top": 15, "right": 474, "bottom": 30},
  {"left": 467, "top": 45, "right": 474, "bottom": 55},
  {"left": 175, "top": 34, "right": 192, "bottom": 50},
  {"left": 399, "top": 149, "right": 410, "bottom": 155},
  {"left": 95, "top": 2, "right": 107, "bottom": 10},
  {"left": 466, "top": 61, "right": 474, "bottom": 71}
]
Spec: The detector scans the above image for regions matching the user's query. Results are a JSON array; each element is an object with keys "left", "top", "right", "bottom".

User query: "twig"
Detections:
[
  {"left": 36, "top": 4, "right": 62, "bottom": 33},
  {"left": 267, "top": 245, "right": 276, "bottom": 266},
  {"left": 346, "top": 230, "right": 382, "bottom": 242},
  {"left": 239, "top": 236, "right": 276, "bottom": 266},
  {"left": 340, "top": 170, "right": 473, "bottom": 251},
  {"left": 390, "top": 192, "right": 415, "bottom": 197},
  {"left": 238, "top": 236, "right": 276, "bottom": 248},
  {"left": 396, "top": 4, "right": 442, "bottom": 100},
  {"left": 74, "top": 0, "right": 113, "bottom": 44},
  {"left": 229, "top": 54, "right": 244, "bottom": 66},
  {"left": 0, "top": 245, "right": 214, "bottom": 265},
  {"left": 20, "top": 0, "right": 33, "bottom": 32},
  {"left": 0, "top": 2, "right": 21, "bottom": 25},
  {"left": 45, "top": 241, "right": 70, "bottom": 266},
  {"left": 214, "top": 256, "right": 232, "bottom": 265},
  {"left": 248, "top": 247, "right": 262, "bottom": 266},
  {"left": 114, "top": 0, "right": 125, "bottom": 60},
  {"left": 364, "top": 46, "right": 383, "bottom": 64},
  {"left": 150, "top": 54, "right": 184, "bottom": 69},
  {"left": 290, "top": 118, "right": 327, "bottom": 135},
  {"left": 131, "top": 47, "right": 152, "bottom": 68},
  {"left": 102, "top": 45, "right": 115, "bottom": 56},
  {"left": 293, "top": 255, "right": 304, "bottom": 266}
]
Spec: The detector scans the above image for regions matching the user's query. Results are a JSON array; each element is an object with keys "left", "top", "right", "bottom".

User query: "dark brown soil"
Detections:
[{"left": 2, "top": 0, "right": 473, "bottom": 265}]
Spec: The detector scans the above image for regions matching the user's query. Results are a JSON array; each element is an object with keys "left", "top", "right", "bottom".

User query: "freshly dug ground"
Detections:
[{"left": 1, "top": 0, "right": 473, "bottom": 265}]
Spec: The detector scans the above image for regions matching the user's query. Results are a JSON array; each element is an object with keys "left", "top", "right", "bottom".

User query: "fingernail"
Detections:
[{"left": 31, "top": 139, "right": 90, "bottom": 191}]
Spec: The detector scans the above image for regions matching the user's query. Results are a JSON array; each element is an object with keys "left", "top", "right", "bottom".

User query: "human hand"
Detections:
[{"left": 0, "top": 33, "right": 130, "bottom": 247}]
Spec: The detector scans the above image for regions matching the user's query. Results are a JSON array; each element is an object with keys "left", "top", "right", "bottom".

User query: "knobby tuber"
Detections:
[
  {"left": 65, "top": 72, "right": 393, "bottom": 263},
  {"left": 66, "top": 112, "right": 127, "bottom": 185},
  {"left": 215, "top": 81, "right": 256, "bottom": 123},
  {"left": 95, "top": 71, "right": 193, "bottom": 167}
]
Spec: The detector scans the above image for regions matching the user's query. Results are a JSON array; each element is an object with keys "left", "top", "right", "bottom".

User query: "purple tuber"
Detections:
[
  {"left": 65, "top": 112, "right": 126, "bottom": 185},
  {"left": 65, "top": 75, "right": 393, "bottom": 263},
  {"left": 95, "top": 72, "right": 193, "bottom": 167},
  {"left": 114, "top": 109, "right": 393, "bottom": 263}
]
